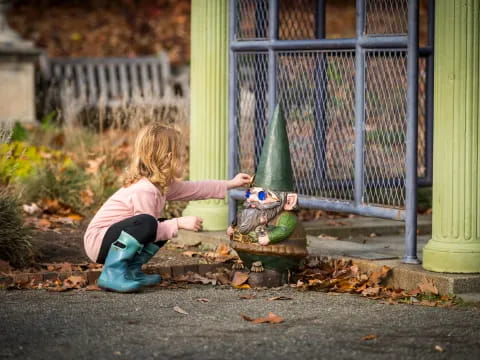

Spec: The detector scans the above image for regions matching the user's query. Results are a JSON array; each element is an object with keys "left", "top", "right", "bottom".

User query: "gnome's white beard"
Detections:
[{"left": 237, "top": 200, "right": 284, "bottom": 234}]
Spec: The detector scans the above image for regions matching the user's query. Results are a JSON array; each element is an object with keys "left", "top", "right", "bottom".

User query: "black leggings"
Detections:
[{"left": 96, "top": 214, "right": 166, "bottom": 264}]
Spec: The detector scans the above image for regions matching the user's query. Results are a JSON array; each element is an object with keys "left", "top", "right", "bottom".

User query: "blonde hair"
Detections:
[{"left": 124, "top": 123, "right": 184, "bottom": 194}]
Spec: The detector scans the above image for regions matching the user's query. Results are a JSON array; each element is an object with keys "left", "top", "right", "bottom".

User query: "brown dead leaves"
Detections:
[
  {"left": 231, "top": 271, "right": 249, "bottom": 287},
  {"left": 295, "top": 258, "right": 391, "bottom": 296},
  {"left": 295, "top": 257, "right": 456, "bottom": 307},
  {"left": 241, "top": 312, "right": 284, "bottom": 324},
  {"left": 23, "top": 198, "right": 84, "bottom": 231},
  {"left": 7, "top": 274, "right": 95, "bottom": 292},
  {"left": 180, "top": 243, "right": 239, "bottom": 264}
]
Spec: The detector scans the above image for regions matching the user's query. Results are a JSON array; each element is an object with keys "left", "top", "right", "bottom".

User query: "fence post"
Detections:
[
  {"left": 403, "top": 0, "right": 420, "bottom": 264},
  {"left": 353, "top": 0, "right": 366, "bottom": 208}
]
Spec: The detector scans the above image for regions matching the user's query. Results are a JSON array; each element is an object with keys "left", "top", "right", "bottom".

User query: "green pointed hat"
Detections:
[{"left": 253, "top": 104, "right": 294, "bottom": 192}]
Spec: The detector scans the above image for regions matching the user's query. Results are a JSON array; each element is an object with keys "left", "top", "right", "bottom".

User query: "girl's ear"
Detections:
[{"left": 284, "top": 193, "right": 298, "bottom": 210}]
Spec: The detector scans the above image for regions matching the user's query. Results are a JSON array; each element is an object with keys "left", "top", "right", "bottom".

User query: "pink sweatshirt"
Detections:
[{"left": 84, "top": 178, "right": 228, "bottom": 262}]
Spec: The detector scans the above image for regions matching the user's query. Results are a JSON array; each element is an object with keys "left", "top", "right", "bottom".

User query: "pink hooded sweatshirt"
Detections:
[{"left": 84, "top": 178, "right": 227, "bottom": 262}]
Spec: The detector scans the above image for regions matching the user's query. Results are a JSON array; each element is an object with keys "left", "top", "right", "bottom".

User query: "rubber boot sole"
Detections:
[{"left": 98, "top": 285, "right": 142, "bottom": 293}]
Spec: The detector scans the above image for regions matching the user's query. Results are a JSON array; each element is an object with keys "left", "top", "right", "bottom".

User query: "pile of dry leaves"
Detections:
[{"left": 294, "top": 257, "right": 457, "bottom": 307}]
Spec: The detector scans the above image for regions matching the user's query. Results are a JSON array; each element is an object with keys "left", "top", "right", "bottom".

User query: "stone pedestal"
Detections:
[
  {"left": 423, "top": 0, "right": 480, "bottom": 273},
  {"left": 0, "top": 0, "right": 40, "bottom": 125},
  {"left": 182, "top": 0, "right": 230, "bottom": 230},
  {"left": 0, "top": 48, "right": 39, "bottom": 124}
]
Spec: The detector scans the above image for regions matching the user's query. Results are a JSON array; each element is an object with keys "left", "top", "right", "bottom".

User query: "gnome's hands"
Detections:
[{"left": 258, "top": 233, "right": 270, "bottom": 246}]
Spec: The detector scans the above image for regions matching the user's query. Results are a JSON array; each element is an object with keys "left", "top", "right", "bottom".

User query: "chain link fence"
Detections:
[{"left": 232, "top": 0, "right": 431, "bottom": 213}]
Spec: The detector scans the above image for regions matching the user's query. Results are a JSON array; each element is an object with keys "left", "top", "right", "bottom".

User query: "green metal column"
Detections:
[
  {"left": 182, "top": 0, "right": 229, "bottom": 230},
  {"left": 423, "top": 0, "right": 480, "bottom": 272}
]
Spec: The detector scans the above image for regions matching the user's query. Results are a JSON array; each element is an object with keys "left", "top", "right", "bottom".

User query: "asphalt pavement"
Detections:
[{"left": 1, "top": 286, "right": 479, "bottom": 360}]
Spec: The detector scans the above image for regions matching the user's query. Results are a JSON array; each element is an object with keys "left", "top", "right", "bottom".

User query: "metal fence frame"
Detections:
[{"left": 228, "top": 0, "right": 434, "bottom": 264}]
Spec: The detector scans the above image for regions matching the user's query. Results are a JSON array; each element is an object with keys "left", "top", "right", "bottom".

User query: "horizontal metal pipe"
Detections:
[
  {"left": 231, "top": 36, "right": 409, "bottom": 52},
  {"left": 229, "top": 190, "right": 405, "bottom": 221},
  {"left": 358, "top": 35, "right": 408, "bottom": 48},
  {"left": 231, "top": 38, "right": 357, "bottom": 51}
]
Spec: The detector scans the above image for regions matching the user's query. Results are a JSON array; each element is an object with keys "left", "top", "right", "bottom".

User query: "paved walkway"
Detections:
[{"left": 1, "top": 286, "right": 479, "bottom": 360}]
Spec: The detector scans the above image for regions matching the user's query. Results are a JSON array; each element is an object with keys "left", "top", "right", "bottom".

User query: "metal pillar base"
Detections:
[{"left": 402, "top": 256, "right": 422, "bottom": 265}]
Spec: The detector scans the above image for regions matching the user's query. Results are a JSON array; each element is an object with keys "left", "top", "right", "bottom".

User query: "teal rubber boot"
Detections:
[
  {"left": 98, "top": 231, "right": 143, "bottom": 293},
  {"left": 126, "top": 243, "right": 162, "bottom": 286}
]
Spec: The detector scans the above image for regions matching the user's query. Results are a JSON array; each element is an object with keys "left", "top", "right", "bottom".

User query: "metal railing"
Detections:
[{"left": 228, "top": 0, "right": 434, "bottom": 264}]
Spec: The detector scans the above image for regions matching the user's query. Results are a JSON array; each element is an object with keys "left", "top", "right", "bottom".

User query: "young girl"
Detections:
[{"left": 84, "top": 123, "right": 251, "bottom": 293}]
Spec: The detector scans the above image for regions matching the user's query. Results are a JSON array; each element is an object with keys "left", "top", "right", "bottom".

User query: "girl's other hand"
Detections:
[
  {"left": 226, "top": 173, "right": 252, "bottom": 189},
  {"left": 177, "top": 216, "right": 203, "bottom": 232}
]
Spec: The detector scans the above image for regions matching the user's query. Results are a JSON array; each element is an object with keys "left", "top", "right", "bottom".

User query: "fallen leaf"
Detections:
[
  {"left": 232, "top": 271, "right": 249, "bottom": 287},
  {"left": 215, "top": 272, "right": 231, "bottom": 285},
  {"left": 317, "top": 234, "right": 339, "bottom": 240},
  {"left": 195, "top": 298, "right": 209, "bottom": 303},
  {"left": 22, "top": 203, "right": 42, "bottom": 216},
  {"left": 368, "top": 266, "right": 391, "bottom": 285},
  {"left": 63, "top": 275, "right": 86, "bottom": 289},
  {"left": 361, "top": 286, "right": 381, "bottom": 297},
  {"left": 418, "top": 278, "right": 439, "bottom": 295},
  {"left": 435, "top": 345, "right": 445, "bottom": 352},
  {"left": 241, "top": 312, "right": 284, "bottom": 324},
  {"left": 418, "top": 300, "right": 438, "bottom": 307},
  {"left": 233, "top": 283, "right": 251, "bottom": 289},
  {"left": 239, "top": 294, "right": 257, "bottom": 300},
  {"left": 58, "top": 262, "right": 73, "bottom": 272},
  {"left": 360, "top": 334, "right": 377, "bottom": 341},
  {"left": 85, "top": 284, "right": 101, "bottom": 291},
  {"left": 37, "top": 218, "right": 53, "bottom": 230},
  {"left": 173, "top": 306, "right": 188, "bottom": 315},
  {"left": 67, "top": 213, "right": 83, "bottom": 221},
  {"left": 267, "top": 296, "right": 292, "bottom": 301},
  {"left": 350, "top": 265, "right": 360, "bottom": 276},
  {"left": 214, "top": 243, "right": 232, "bottom": 257}
]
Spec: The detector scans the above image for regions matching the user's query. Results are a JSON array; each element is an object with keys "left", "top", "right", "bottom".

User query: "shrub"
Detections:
[
  {"left": 19, "top": 162, "right": 89, "bottom": 214},
  {"left": 0, "top": 189, "right": 34, "bottom": 268}
]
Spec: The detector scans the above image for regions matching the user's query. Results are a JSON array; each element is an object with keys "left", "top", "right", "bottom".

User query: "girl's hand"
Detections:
[
  {"left": 177, "top": 216, "right": 203, "bottom": 232},
  {"left": 226, "top": 173, "right": 252, "bottom": 189}
]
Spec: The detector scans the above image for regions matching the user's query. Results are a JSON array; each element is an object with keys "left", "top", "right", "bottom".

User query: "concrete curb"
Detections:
[
  {"left": 172, "top": 227, "right": 480, "bottom": 302},
  {"left": 0, "top": 263, "right": 231, "bottom": 288},
  {"left": 338, "top": 258, "right": 480, "bottom": 301}
]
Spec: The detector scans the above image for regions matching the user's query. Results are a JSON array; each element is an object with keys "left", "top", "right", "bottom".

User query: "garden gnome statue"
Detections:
[{"left": 228, "top": 104, "right": 307, "bottom": 287}]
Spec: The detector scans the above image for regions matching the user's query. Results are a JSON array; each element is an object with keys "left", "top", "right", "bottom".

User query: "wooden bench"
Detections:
[{"left": 38, "top": 52, "right": 189, "bottom": 123}]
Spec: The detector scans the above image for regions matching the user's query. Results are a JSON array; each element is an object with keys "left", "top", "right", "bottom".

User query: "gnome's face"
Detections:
[{"left": 236, "top": 187, "right": 298, "bottom": 234}]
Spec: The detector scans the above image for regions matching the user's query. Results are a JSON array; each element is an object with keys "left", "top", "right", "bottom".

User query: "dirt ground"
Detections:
[{"left": 30, "top": 218, "right": 210, "bottom": 268}]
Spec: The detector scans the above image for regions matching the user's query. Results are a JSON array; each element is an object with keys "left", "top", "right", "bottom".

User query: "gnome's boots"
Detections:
[
  {"left": 126, "top": 242, "right": 162, "bottom": 286},
  {"left": 98, "top": 231, "right": 143, "bottom": 293}
]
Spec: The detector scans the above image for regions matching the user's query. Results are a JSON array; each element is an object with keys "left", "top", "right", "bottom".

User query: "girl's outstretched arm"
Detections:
[{"left": 166, "top": 173, "right": 251, "bottom": 201}]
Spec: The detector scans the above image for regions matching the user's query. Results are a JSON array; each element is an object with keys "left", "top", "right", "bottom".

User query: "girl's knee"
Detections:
[{"left": 133, "top": 214, "right": 157, "bottom": 228}]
